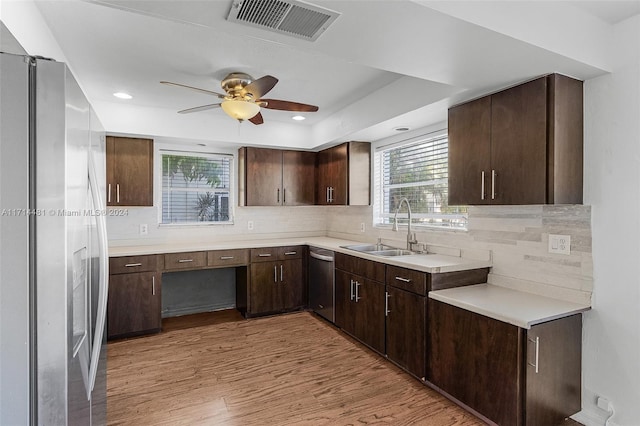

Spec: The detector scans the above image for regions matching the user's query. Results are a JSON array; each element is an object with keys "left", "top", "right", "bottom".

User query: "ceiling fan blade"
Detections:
[
  {"left": 177, "top": 103, "right": 222, "bottom": 114},
  {"left": 248, "top": 112, "right": 264, "bottom": 125},
  {"left": 243, "top": 75, "right": 278, "bottom": 99},
  {"left": 161, "top": 81, "right": 226, "bottom": 98},
  {"left": 260, "top": 99, "right": 319, "bottom": 112}
]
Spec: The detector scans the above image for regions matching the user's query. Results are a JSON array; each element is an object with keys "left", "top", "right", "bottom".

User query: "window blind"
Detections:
[
  {"left": 374, "top": 133, "right": 467, "bottom": 229},
  {"left": 161, "top": 151, "right": 232, "bottom": 224}
]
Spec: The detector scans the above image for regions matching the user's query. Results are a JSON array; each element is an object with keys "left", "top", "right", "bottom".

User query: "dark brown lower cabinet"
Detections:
[
  {"left": 335, "top": 269, "right": 385, "bottom": 353},
  {"left": 427, "top": 300, "right": 581, "bottom": 426},
  {"left": 385, "top": 286, "right": 426, "bottom": 379},
  {"left": 249, "top": 258, "right": 303, "bottom": 315},
  {"left": 107, "top": 271, "right": 161, "bottom": 339}
]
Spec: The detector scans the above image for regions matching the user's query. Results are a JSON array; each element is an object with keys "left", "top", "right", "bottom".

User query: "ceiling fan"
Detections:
[{"left": 161, "top": 73, "right": 319, "bottom": 125}]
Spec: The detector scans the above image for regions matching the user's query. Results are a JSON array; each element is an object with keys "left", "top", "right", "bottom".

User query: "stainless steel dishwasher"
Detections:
[{"left": 308, "top": 247, "right": 335, "bottom": 323}]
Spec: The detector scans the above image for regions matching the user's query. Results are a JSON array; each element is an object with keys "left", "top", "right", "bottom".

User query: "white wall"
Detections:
[{"left": 579, "top": 15, "right": 640, "bottom": 426}]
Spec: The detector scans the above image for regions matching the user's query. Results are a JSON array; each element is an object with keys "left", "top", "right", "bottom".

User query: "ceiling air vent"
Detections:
[{"left": 227, "top": 0, "right": 340, "bottom": 41}]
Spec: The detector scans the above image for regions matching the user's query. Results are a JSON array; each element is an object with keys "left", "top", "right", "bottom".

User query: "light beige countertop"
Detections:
[
  {"left": 429, "top": 283, "right": 591, "bottom": 329},
  {"left": 109, "top": 236, "right": 492, "bottom": 274}
]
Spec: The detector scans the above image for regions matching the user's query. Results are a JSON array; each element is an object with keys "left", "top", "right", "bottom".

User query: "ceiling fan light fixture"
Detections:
[
  {"left": 292, "top": 115, "right": 305, "bottom": 121},
  {"left": 221, "top": 99, "right": 260, "bottom": 121}
]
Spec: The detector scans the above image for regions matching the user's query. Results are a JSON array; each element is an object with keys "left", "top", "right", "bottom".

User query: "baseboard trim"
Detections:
[{"left": 572, "top": 408, "right": 611, "bottom": 426}]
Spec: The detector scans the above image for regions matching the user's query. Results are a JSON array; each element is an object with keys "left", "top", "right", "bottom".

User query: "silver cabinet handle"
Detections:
[
  {"left": 274, "top": 266, "right": 277, "bottom": 283},
  {"left": 491, "top": 170, "right": 496, "bottom": 200},
  {"left": 350, "top": 279, "right": 355, "bottom": 301},
  {"left": 277, "top": 188, "right": 280, "bottom": 204},
  {"left": 125, "top": 263, "right": 142, "bottom": 267},
  {"left": 326, "top": 187, "right": 330, "bottom": 203},
  {"left": 178, "top": 259, "right": 194, "bottom": 263},
  {"left": 355, "top": 281, "right": 361, "bottom": 302},
  {"left": 284, "top": 251, "right": 297, "bottom": 256},
  {"left": 258, "top": 253, "right": 272, "bottom": 257},
  {"left": 395, "top": 276, "right": 411, "bottom": 283},
  {"left": 283, "top": 188, "right": 286, "bottom": 204},
  {"left": 280, "top": 264, "right": 283, "bottom": 282},
  {"left": 152, "top": 275, "right": 156, "bottom": 296},
  {"left": 329, "top": 187, "right": 334, "bottom": 203},
  {"left": 116, "top": 183, "right": 120, "bottom": 203},
  {"left": 481, "top": 171, "right": 485, "bottom": 200},
  {"left": 219, "top": 256, "right": 234, "bottom": 260},
  {"left": 108, "top": 183, "right": 112, "bottom": 203},
  {"left": 385, "top": 292, "right": 390, "bottom": 317},
  {"left": 527, "top": 336, "right": 540, "bottom": 373}
]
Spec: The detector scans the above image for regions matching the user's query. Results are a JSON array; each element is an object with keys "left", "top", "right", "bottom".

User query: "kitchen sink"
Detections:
[
  {"left": 341, "top": 243, "right": 397, "bottom": 252},
  {"left": 341, "top": 244, "right": 416, "bottom": 257},
  {"left": 369, "top": 249, "right": 414, "bottom": 257}
]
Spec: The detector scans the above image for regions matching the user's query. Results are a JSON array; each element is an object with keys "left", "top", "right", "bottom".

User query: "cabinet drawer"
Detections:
[
  {"left": 163, "top": 251, "right": 206, "bottom": 270},
  {"left": 335, "top": 253, "right": 385, "bottom": 282},
  {"left": 278, "top": 246, "right": 303, "bottom": 260},
  {"left": 386, "top": 265, "right": 427, "bottom": 296},
  {"left": 207, "top": 249, "right": 249, "bottom": 267},
  {"left": 250, "top": 247, "right": 279, "bottom": 262},
  {"left": 109, "top": 255, "right": 159, "bottom": 275}
]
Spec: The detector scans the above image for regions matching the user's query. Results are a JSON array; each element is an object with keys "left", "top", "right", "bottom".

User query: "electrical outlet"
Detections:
[
  {"left": 247, "top": 220, "right": 254, "bottom": 231},
  {"left": 360, "top": 222, "right": 365, "bottom": 232},
  {"left": 548, "top": 234, "right": 570, "bottom": 255},
  {"left": 139, "top": 224, "right": 148, "bottom": 235},
  {"left": 597, "top": 396, "right": 612, "bottom": 412}
]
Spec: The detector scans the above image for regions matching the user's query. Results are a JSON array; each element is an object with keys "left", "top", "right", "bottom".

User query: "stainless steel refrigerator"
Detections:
[{"left": 0, "top": 52, "right": 109, "bottom": 425}]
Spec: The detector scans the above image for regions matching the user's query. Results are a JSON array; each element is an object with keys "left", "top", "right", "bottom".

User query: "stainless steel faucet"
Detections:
[{"left": 392, "top": 197, "right": 418, "bottom": 251}]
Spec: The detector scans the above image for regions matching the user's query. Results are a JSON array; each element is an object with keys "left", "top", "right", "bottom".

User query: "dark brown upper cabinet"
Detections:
[
  {"left": 106, "top": 136, "right": 154, "bottom": 206},
  {"left": 316, "top": 141, "right": 371, "bottom": 206},
  {"left": 448, "top": 74, "right": 583, "bottom": 205},
  {"left": 238, "top": 147, "right": 316, "bottom": 206}
]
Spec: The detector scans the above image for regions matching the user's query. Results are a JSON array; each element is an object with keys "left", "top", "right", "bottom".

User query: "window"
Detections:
[
  {"left": 161, "top": 151, "right": 232, "bottom": 224},
  {"left": 373, "top": 131, "right": 467, "bottom": 230}
]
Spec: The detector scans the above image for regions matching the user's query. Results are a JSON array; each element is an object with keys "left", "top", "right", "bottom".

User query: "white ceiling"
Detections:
[{"left": 17, "top": 0, "right": 640, "bottom": 149}]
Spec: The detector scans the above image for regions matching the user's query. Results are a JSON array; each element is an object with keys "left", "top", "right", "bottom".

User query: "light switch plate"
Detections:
[{"left": 548, "top": 234, "right": 571, "bottom": 255}]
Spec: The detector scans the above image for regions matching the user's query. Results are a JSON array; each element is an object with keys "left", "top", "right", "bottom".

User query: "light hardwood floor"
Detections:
[{"left": 107, "top": 311, "right": 584, "bottom": 426}]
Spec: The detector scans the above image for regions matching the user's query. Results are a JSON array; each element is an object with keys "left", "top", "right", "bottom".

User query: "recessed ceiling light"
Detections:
[
  {"left": 394, "top": 126, "right": 410, "bottom": 132},
  {"left": 113, "top": 92, "right": 133, "bottom": 100},
  {"left": 292, "top": 115, "right": 306, "bottom": 121}
]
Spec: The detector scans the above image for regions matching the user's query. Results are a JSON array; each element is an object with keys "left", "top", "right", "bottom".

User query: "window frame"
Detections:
[
  {"left": 373, "top": 129, "right": 468, "bottom": 231},
  {"left": 157, "top": 148, "right": 234, "bottom": 226}
]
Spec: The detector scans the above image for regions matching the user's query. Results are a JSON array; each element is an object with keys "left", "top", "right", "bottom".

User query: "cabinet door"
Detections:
[
  {"left": 107, "top": 271, "right": 161, "bottom": 339},
  {"left": 491, "top": 77, "right": 547, "bottom": 205},
  {"left": 328, "top": 143, "right": 348, "bottom": 205},
  {"left": 354, "top": 277, "right": 385, "bottom": 354},
  {"left": 386, "top": 286, "right": 426, "bottom": 379},
  {"left": 428, "top": 300, "right": 523, "bottom": 426},
  {"left": 447, "top": 97, "right": 492, "bottom": 205},
  {"left": 281, "top": 258, "right": 304, "bottom": 310},
  {"left": 244, "top": 147, "right": 283, "bottom": 206},
  {"left": 249, "top": 261, "right": 280, "bottom": 314},
  {"left": 282, "top": 150, "right": 315, "bottom": 205},
  {"left": 335, "top": 269, "right": 356, "bottom": 335},
  {"left": 106, "top": 136, "right": 153, "bottom": 206},
  {"left": 525, "top": 315, "right": 582, "bottom": 426},
  {"left": 315, "top": 149, "right": 331, "bottom": 205}
]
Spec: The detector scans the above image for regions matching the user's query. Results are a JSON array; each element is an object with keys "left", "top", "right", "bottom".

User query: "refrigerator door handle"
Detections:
[{"left": 87, "top": 154, "right": 109, "bottom": 398}]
